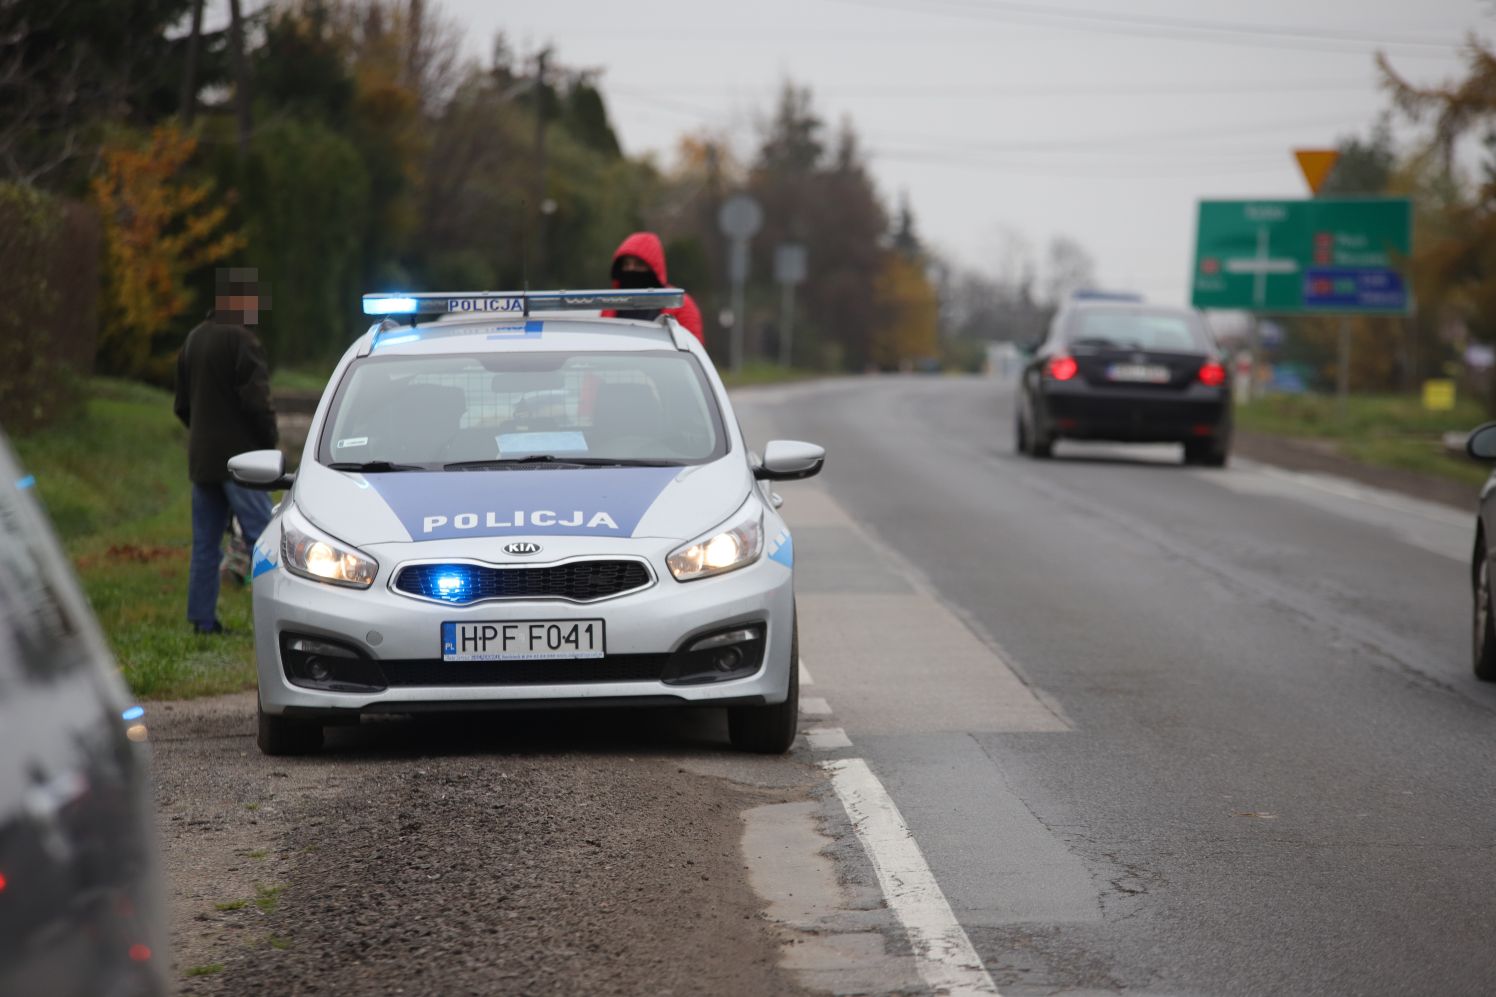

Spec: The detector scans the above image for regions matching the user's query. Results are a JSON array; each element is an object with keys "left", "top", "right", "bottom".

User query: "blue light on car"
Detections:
[
  {"left": 364, "top": 295, "right": 419, "bottom": 315},
  {"left": 121, "top": 705, "right": 145, "bottom": 721},
  {"left": 435, "top": 571, "right": 470, "bottom": 602}
]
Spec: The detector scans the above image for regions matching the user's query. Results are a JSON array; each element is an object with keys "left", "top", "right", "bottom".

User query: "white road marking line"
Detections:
[
  {"left": 799, "top": 659, "right": 813, "bottom": 685},
  {"left": 800, "top": 696, "right": 832, "bottom": 716},
  {"left": 805, "top": 727, "right": 853, "bottom": 750},
  {"left": 823, "top": 758, "right": 1001, "bottom": 997}
]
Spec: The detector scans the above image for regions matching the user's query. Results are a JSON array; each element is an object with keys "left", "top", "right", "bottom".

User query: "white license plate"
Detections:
[
  {"left": 1107, "top": 363, "right": 1170, "bottom": 383},
  {"left": 441, "top": 620, "right": 605, "bottom": 661}
]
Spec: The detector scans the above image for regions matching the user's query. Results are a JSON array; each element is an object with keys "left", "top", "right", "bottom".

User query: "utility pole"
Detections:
[
  {"left": 532, "top": 48, "right": 550, "bottom": 285},
  {"left": 178, "top": 0, "right": 204, "bottom": 125},
  {"left": 1336, "top": 317, "right": 1351, "bottom": 421},
  {"left": 227, "top": 0, "right": 252, "bottom": 157}
]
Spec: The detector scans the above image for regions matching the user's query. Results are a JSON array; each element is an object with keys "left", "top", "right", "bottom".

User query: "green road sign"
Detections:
[{"left": 1191, "top": 198, "right": 1412, "bottom": 314}]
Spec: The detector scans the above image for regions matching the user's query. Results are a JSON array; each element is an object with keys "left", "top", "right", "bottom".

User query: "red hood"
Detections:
[{"left": 611, "top": 232, "right": 668, "bottom": 284}]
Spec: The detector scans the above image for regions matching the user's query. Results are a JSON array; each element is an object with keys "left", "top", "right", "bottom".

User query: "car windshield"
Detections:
[
  {"left": 319, "top": 350, "right": 726, "bottom": 469},
  {"left": 1067, "top": 309, "right": 1208, "bottom": 353}
]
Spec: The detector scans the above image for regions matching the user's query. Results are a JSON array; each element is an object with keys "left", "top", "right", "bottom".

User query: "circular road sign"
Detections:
[{"left": 718, "top": 193, "right": 763, "bottom": 239}]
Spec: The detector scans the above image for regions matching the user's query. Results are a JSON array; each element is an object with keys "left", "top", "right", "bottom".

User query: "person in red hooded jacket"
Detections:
[{"left": 601, "top": 231, "right": 705, "bottom": 344}]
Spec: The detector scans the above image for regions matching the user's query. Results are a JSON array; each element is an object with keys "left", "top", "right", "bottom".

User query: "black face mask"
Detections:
[{"left": 616, "top": 268, "right": 659, "bottom": 289}]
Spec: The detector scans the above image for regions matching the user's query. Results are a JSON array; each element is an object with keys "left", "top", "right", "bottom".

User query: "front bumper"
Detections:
[{"left": 253, "top": 535, "right": 795, "bottom": 718}]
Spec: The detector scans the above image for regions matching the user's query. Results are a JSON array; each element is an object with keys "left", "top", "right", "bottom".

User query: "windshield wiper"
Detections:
[
  {"left": 442, "top": 456, "right": 682, "bottom": 471},
  {"left": 327, "top": 460, "right": 426, "bottom": 472}
]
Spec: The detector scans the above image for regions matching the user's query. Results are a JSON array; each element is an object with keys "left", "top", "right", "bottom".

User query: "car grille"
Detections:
[
  {"left": 393, "top": 560, "right": 652, "bottom": 604},
  {"left": 379, "top": 655, "right": 669, "bottom": 686}
]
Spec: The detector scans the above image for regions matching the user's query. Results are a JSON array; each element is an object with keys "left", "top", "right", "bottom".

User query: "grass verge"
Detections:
[
  {"left": 1236, "top": 392, "right": 1491, "bottom": 488},
  {"left": 719, "top": 361, "right": 823, "bottom": 390},
  {"left": 11, "top": 378, "right": 258, "bottom": 699}
]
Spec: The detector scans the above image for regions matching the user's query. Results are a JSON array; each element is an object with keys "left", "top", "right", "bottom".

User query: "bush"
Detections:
[{"left": 0, "top": 184, "right": 99, "bottom": 432}]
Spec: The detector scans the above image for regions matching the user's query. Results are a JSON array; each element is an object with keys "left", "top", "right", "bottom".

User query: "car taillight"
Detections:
[
  {"left": 1198, "top": 360, "right": 1226, "bottom": 387},
  {"left": 1046, "top": 355, "right": 1079, "bottom": 381}
]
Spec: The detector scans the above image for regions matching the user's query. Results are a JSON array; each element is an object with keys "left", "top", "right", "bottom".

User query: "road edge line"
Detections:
[{"left": 822, "top": 757, "right": 1000, "bottom": 996}]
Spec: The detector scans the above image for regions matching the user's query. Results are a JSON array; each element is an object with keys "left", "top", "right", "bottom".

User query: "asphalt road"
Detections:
[
  {"left": 734, "top": 375, "right": 1496, "bottom": 996},
  {"left": 155, "top": 374, "right": 1493, "bottom": 996}
]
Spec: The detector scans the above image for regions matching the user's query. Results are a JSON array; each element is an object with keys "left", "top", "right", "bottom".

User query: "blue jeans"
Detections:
[{"left": 188, "top": 481, "right": 273, "bottom": 630}]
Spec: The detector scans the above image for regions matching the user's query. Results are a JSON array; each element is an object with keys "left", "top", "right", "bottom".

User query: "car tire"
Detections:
[
  {"left": 257, "top": 701, "right": 323, "bottom": 755},
  {"left": 1474, "top": 535, "right": 1496, "bottom": 682},
  {"left": 728, "top": 616, "right": 799, "bottom": 754},
  {"left": 1027, "top": 424, "right": 1054, "bottom": 459},
  {"left": 1184, "top": 440, "right": 1228, "bottom": 468}
]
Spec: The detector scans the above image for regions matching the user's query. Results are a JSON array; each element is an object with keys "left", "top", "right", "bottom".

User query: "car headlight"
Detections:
[
  {"left": 280, "top": 506, "right": 378, "bottom": 589},
  {"left": 667, "top": 505, "right": 764, "bottom": 581}
]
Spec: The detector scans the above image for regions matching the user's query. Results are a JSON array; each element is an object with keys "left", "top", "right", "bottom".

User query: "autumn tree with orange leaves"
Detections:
[{"left": 91, "top": 124, "right": 245, "bottom": 381}]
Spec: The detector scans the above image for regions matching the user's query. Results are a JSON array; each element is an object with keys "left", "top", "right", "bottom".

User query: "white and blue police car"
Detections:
[{"left": 229, "top": 289, "right": 823, "bottom": 755}]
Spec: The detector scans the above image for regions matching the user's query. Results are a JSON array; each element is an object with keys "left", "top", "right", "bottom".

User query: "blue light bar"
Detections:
[
  {"left": 122, "top": 705, "right": 145, "bottom": 721},
  {"left": 360, "top": 288, "right": 683, "bottom": 317},
  {"left": 364, "top": 295, "right": 420, "bottom": 315}
]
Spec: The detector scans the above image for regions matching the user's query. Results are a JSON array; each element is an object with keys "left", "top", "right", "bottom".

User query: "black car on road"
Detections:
[{"left": 1015, "top": 302, "right": 1232, "bottom": 466}]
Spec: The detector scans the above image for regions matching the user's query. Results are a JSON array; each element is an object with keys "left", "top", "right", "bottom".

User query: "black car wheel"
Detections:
[
  {"left": 257, "top": 700, "right": 324, "bottom": 755},
  {"left": 1018, "top": 410, "right": 1053, "bottom": 458},
  {"left": 1474, "top": 536, "right": 1496, "bottom": 682},
  {"left": 1184, "top": 439, "right": 1229, "bottom": 468},
  {"left": 728, "top": 615, "right": 799, "bottom": 753}
]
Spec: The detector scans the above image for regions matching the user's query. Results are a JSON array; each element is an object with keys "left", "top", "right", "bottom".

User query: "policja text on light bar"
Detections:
[{"left": 361, "top": 288, "right": 685, "bottom": 317}]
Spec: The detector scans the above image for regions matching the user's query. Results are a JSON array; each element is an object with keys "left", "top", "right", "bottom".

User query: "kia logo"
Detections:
[{"left": 504, "top": 542, "right": 542, "bottom": 556}]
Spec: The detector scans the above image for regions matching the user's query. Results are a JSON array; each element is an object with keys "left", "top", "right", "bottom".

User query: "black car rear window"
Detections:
[{"left": 1067, "top": 309, "right": 1209, "bottom": 353}]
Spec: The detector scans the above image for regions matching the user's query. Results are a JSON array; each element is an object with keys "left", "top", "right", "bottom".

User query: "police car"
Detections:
[{"left": 229, "top": 289, "right": 823, "bottom": 756}]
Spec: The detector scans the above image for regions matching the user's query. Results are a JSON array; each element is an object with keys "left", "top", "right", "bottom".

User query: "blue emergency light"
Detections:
[{"left": 361, "top": 288, "right": 684, "bottom": 317}]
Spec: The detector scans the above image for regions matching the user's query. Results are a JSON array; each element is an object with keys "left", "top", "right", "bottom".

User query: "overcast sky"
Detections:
[{"left": 458, "top": 1, "right": 1482, "bottom": 304}]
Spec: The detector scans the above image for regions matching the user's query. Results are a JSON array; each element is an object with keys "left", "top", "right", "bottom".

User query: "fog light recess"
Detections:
[
  {"left": 280, "top": 633, "right": 388, "bottom": 693},
  {"left": 662, "top": 625, "right": 767, "bottom": 686}
]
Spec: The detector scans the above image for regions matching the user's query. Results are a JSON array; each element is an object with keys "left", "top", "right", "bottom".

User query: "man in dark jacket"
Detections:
[
  {"left": 600, "top": 232, "right": 705, "bottom": 343},
  {"left": 173, "top": 270, "right": 278, "bottom": 634}
]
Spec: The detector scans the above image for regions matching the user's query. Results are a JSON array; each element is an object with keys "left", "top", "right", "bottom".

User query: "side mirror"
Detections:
[
  {"left": 1469, "top": 423, "right": 1496, "bottom": 461},
  {"left": 228, "top": 450, "right": 296, "bottom": 491},
  {"left": 754, "top": 440, "right": 825, "bottom": 481}
]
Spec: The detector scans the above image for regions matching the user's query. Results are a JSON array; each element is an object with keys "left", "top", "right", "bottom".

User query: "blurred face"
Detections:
[
  {"left": 616, "top": 256, "right": 657, "bottom": 289},
  {"left": 215, "top": 293, "right": 260, "bottom": 324}
]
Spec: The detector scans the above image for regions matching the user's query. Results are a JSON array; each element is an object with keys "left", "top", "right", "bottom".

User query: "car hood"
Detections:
[{"left": 292, "top": 457, "right": 755, "bottom": 548}]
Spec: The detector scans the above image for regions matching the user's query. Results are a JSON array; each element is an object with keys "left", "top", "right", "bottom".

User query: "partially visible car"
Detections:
[
  {"left": 1466, "top": 422, "right": 1496, "bottom": 682},
  {"left": 1015, "top": 302, "right": 1232, "bottom": 466},
  {"left": 0, "top": 431, "right": 167, "bottom": 996}
]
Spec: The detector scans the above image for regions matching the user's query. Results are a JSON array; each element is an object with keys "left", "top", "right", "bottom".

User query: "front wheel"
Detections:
[
  {"left": 257, "top": 701, "right": 323, "bottom": 756},
  {"left": 728, "top": 617, "right": 799, "bottom": 754},
  {"left": 1474, "top": 537, "right": 1496, "bottom": 682}
]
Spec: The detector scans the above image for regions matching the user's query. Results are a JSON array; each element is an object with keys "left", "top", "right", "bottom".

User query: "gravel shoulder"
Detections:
[
  {"left": 152, "top": 692, "right": 817, "bottom": 996},
  {"left": 1234, "top": 428, "right": 1476, "bottom": 511}
]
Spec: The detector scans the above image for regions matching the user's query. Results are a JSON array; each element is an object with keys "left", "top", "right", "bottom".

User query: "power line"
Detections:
[
  {"left": 836, "top": 0, "right": 1466, "bottom": 57},
  {"left": 866, "top": 109, "right": 1380, "bottom": 156},
  {"left": 611, "top": 78, "right": 1380, "bottom": 100}
]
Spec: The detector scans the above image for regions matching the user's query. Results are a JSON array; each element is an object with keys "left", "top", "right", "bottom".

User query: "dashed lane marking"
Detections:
[
  {"left": 824, "top": 757, "right": 1000, "bottom": 996},
  {"left": 805, "top": 727, "right": 853, "bottom": 750},
  {"left": 799, "top": 660, "right": 814, "bottom": 685},
  {"left": 800, "top": 696, "right": 832, "bottom": 716}
]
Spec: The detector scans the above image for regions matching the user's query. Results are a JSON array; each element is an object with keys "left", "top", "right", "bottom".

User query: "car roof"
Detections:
[
  {"left": 362, "top": 313, "right": 681, "bottom": 358},
  {"left": 1062, "top": 301, "right": 1202, "bottom": 318}
]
